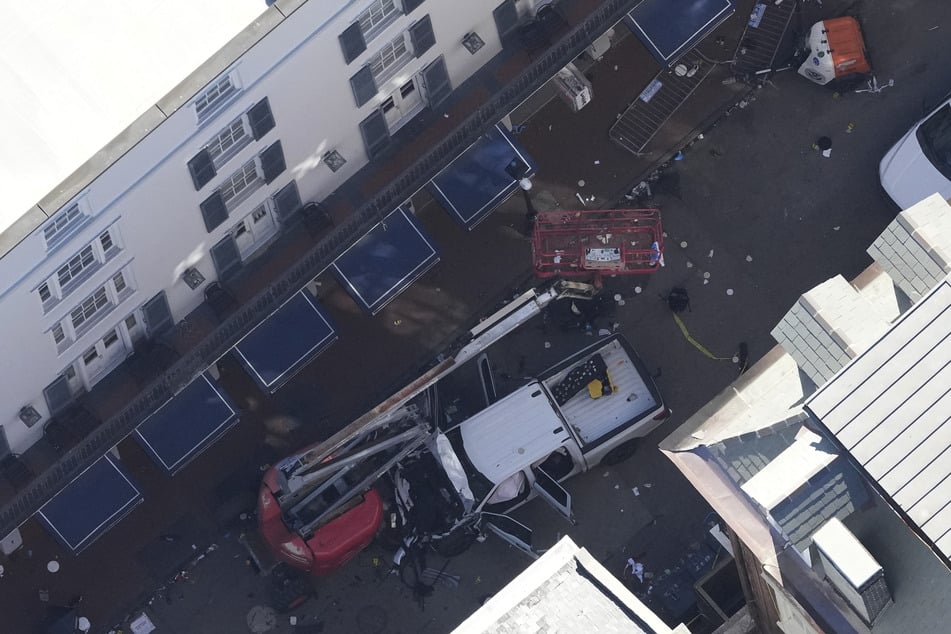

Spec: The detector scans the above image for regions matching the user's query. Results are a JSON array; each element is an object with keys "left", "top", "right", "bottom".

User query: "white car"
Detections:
[{"left": 879, "top": 96, "right": 951, "bottom": 209}]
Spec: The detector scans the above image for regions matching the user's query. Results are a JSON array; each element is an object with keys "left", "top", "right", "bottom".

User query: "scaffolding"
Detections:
[{"left": 532, "top": 208, "right": 664, "bottom": 285}]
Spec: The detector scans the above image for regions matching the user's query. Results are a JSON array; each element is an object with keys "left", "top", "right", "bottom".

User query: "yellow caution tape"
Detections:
[{"left": 671, "top": 312, "right": 731, "bottom": 361}]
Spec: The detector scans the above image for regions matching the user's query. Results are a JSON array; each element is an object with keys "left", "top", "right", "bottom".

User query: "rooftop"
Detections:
[
  {"left": 0, "top": 0, "right": 265, "bottom": 237},
  {"left": 453, "top": 536, "right": 688, "bottom": 634},
  {"left": 807, "top": 276, "right": 951, "bottom": 565}
]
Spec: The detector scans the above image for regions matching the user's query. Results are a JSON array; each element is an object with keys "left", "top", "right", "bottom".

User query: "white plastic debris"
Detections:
[
  {"left": 614, "top": 484, "right": 620, "bottom": 490},
  {"left": 614, "top": 293, "right": 622, "bottom": 302},
  {"left": 47, "top": 560, "right": 60, "bottom": 573},
  {"left": 617, "top": 300, "right": 626, "bottom": 306},
  {"left": 634, "top": 286, "right": 642, "bottom": 294},
  {"left": 598, "top": 328, "right": 612, "bottom": 336},
  {"left": 703, "top": 271, "right": 711, "bottom": 279},
  {"left": 703, "top": 279, "right": 709, "bottom": 285},
  {"left": 680, "top": 241, "right": 688, "bottom": 248},
  {"left": 632, "top": 487, "right": 640, "bottom": 496},
  {"left": 443, "top": 113, "right": 449, "bottom": 118},
  {"left": 625, "top": 559, "right": 645, "bottom": 583},
  {"left": 732, "top": 355, "right": 740, "bottom": 363},
  {"left": 708, "top": 249, "right": 714, "bottom": 258},
  {"left": 686, "top": 261, "right": 694, "bottom": 268},
  {"left": 578, "top": 179, "right": 586, "bottom": 187},
  {"left": 576, "top": 193, "right": 587, "bottom": 206},
  {"left": 643, "top": 483, "right": 652, "bottom": 488},
  {"left": 833, "top": 226, "right": 841, "bottom": 231},
  {"left": 745, "top": 255, "right": 753, "bottom": 262},
  {"left": 594, "top": 160, "right": 601, "bottom": 165},
  {"left": 544, "top": 341, "right": 552, "bottom": 349},
  {"left": 726, "top": 288, "right": 734, "bottom": 296},
  {"left": 289, "top": 617, "right": 298, "bottom": 626}
]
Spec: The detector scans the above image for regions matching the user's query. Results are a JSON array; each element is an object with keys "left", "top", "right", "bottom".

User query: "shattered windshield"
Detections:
[
  {"left": 445, "top": 428, "right": 494, "bottom": 503},
  {"left": 917, "top": 104, "right": 951, "bottom": 180}
]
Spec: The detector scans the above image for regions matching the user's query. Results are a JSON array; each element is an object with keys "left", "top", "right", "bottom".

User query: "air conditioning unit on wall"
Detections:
[
  {"left": 553, "top": 62, "right": 593, "bottom": 112},
  {"left": 585, "top": 29, "right": 615, "bottom": 60},
  {"left": 811, "top": 518, "right": 893, "bottom": 626}
]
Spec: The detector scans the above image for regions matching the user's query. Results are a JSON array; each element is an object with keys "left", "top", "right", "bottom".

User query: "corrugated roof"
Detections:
[
  {"left": 867, "top": 194, "right": 951, "bottom": 303},
  {"left": 807, "top": 277, "right": 951, "bottom": 562}
]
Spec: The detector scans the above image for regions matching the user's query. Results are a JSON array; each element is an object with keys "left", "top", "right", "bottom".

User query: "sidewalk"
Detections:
[{"left": 0, "top": 3, "right": 758, "bottom": 632}]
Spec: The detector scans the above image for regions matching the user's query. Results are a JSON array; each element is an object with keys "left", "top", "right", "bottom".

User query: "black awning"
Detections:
[
  {"left": 624, "top": 0, "right": 735, "bottom": 66},
  {"left": 37, "top": 455, "right": 142, "bottom": 553},
  {"left": 428, "top": 123, "right": 536, "bottom": 230},
  {"left": 233, "top": 290, "right": 337, "bottom": 393},
  {"left": 332, "top": 206, "right": 439, "bottom": 315},
  {"left": 134, "top": 373, "right": 239, "bottom": 474}
]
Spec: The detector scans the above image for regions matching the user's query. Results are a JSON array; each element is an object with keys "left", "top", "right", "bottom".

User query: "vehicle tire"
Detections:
[
  {"left": 432, "top": 527, "right": 478, "bottom": 558},
  {"left": 600, "top": 439, "right": 640, "bottom": 466}
]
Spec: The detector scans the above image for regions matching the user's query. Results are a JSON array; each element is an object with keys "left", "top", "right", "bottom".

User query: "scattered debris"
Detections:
[
  {"left": 846, "top": 122, "right": 855, "bottom": 134},
  {"left": 680, "top": 241, "right": 688, "bottom": 248},
  {"left": 598, "top": 328, "right": 612, "bottom": 336},
  {"left": 393, "top": 319, "right": 402, "bottom": 326},
  {"left": 575, "top": 192, "right": 587, "bottom": 206},
  {"left": 703, "top": 271, "right": 711, "bottom": 279},
  {"left": 594, "top": 160, "right": 601, "bottom": 165},
  {"left": 47, "top": 560, "right": 60, "bottom": 573},
  {"left": 814, "top": 136, "right": 833, "bottom": 158},
  {"left": 578, "top": 179, "right": 586, "bottom": 187},
  {"left": 745, "top": 255, "right": 753, "bottom": 262},
  {"left": 544, "top": 341, "right": 552, "bottom": 349},
  {"left": 708, "top": 249, "right": 714, "bottom": 258},
  {"left": 625, "top": 559, "right": 645, "bottom": 582},
  {"left": 726, "top": 289, "right": 735, "bottom": 296},
  {"left": 686, "top": 261, "right": 694, "bottom": 268},
  {"left": 833, "top": 226, "right": 841, "bottom": 231},
  {"left": 634, "top": 286, "right": 642, "bottom": 294},
  {"left": 632, "top": 487, "right": 640, "bottom": 496}
]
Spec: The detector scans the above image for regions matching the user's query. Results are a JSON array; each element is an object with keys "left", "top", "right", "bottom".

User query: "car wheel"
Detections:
[{"left": 600, "top": 439, "right": 640, "bottom": 466}]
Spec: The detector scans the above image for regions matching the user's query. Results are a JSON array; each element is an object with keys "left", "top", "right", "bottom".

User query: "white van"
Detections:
[{"left": 879, "top": 96, "right": 951, "bottom": 209}]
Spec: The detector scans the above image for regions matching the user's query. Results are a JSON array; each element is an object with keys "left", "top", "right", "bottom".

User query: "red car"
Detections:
[{"left": 258, "top": 465, "right": 383, "bottom": 575}]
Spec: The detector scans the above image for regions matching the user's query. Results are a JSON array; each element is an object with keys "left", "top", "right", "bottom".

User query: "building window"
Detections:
[
  {"left": 82, "top": 346, "right": 100, "bottom": 366},
  {"left": 70, "top": 287, "right": 110, "bottom": 330},
  {"left": 369, "top": 32, "right": 412, "bottom": 84},
  {"left": 195, "top": 74, "right": 238, "bottom": 121},
  {"left": 358, "top": 0, "right": 400, "bottom": 42},
  {"left": 99, "top": 230, "right": 115, "bottom": 254},
  {"left": 220, "top": 160, "right": 262, "bottom": 208},
  {"left": 39, "top": 283, "right": 52, "bottom": 303},
  {"left": 112, "top": 271, "right": 127, "bottom": 295},
  {"left": 52, "top": 323, "right": 66, "bottom": 344},
  {"left": 207, "top": 118, "right": 250, "bottom": 166},
  {"left": 43, "top": 203, "right": 86, "bottom": 248},
  {"left": 125, "top": 314, "right": 137, "bottom": 330},
  {"left": 57, "top": 245, "right": 96, "bottom": 290}
]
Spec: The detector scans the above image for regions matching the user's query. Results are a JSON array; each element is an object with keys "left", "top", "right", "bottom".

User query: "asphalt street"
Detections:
[{"left": 7, "top": 1, "right": 951, "bottom": 632}]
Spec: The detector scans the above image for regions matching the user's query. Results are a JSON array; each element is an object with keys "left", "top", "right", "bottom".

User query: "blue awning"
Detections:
[
  {"left": 134, "top": 373, "right": 239, "bottom": 474},
  {"left": 331, "top": 206, "right": 440, "bottom": 315},
  {"left": 624, "top": 0, "right": 735, "bottom": 66},
  {"left": 37, "top": 455, "right": 142, "bottom": 553},
  {"left": 233, "top": 290, "right": 337, "bottom": 393},
  {"left": 428, "top": 123, "right": 536, "bottom": 230}
]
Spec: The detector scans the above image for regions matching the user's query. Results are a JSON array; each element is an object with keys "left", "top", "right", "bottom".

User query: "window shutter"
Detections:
[
  {"left": 260, "top": 141, "right": 286, "bottom": 184},
  {"left": 43, "top": 375, "right": 73, "bottom": 417},
  {"left": 402, "top": 0, "right": 425, "bottom": 14},
  {"left": 421, "top": 56, "right": 452, "bottom": 109},
  {"left": 142, "top": 291, "right": 173, "bottom": 337},
  {"left": 339, "top": 22, "right": 367, "bottom": 64},
  {"left": 350, "top": 66, "right": 378, "bottom": 107},
  {"left": 199, "top": 191, "right": 228, "bottom": 232},
  {"left": 210, "top": 235, "right": 243, "bottom": 281},
  {"left": 187, "top": 149, "right": 216, "bottom": 190},
  {"left": 409, "top": 15, "right": 436, "bottom": 58},
  {"left": 359, "top": 110, "right": 391, "bottom": 160},
  {"left": 248, "top": 98, "right": 276, "bottom": 140},
  {"left": 493, "top": 0, "right": 520, "bottom": 42},
  {"left": 272, "top": 181, "right": 303, "bottom": 220}
]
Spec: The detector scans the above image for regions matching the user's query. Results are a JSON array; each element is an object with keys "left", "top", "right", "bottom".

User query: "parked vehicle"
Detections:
[
  {"left": 880, "top": 94, "right": 951, "bottom": 209},
  {"left": 256, "top": 282, "right": 668, "bottom": 574}
]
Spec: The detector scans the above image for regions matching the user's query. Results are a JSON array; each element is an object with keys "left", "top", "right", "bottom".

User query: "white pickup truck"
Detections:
[
  {"left": 259, "top": 284, "right": 669, "bottom": 572},
  {"left": 395, "top": 332, "right": 669, "bottom": 558}
]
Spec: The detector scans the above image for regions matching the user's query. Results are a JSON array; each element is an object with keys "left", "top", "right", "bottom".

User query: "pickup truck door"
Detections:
[
  {"left": 482, "top": 513, "right": 539, "bottom": 560},
  {"left": 531, "top": 467, "right": 577, "bottom": 525}
]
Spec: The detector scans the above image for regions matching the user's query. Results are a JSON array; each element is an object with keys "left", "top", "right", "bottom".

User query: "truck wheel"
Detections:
[{"left": 600, "top": 439, "right": 640, "bottom": 466}]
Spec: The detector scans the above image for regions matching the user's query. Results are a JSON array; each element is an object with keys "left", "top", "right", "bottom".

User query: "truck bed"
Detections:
[{"left": 540, "top": 335, "right": 660, "bottom": 447}]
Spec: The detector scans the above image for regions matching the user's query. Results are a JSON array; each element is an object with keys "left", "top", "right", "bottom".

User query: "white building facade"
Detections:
[{"left": 0, "top": 0, "right": 533, "bottom": 455}]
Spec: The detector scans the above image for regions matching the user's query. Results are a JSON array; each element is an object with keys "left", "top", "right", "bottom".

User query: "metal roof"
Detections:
[
  {"left": 807, "top": 277, "right": 951, "bottom": 562},
  {"left": 460, "top": 383, "right": 570, "bottom": 484}
]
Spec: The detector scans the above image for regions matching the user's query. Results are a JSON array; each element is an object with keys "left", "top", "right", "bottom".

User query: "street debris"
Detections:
[
  {"left": 708, "top": 249, "right": 714, "bottom": 258},
  {"left": 703, "top": 272, "right": 711, "bottom": 279},
  {"left": 846, "top": 122, "right": 855, "bottom": 134},
  {"left": 544, "top": 341, "right": 551, "bottom": 349},
  {"left": 625, "top": 559, "right": 645, "bottom": 583},
  {"left": 634, "top": 286, "right": 642, "bottom": 294},
  {"left": 726, "top": 288, "right": 735, "bottom": 296},
  {"left": 680, "top": 241, "right": 688, "bottom": 248},
  {"left": 746, "top": 254, "right": 753, "bottom": 262},
  {"left": 632, "top": 486, "right": 640, "bottom": 496},
  {"left": 575, "top": 192, "right": 587, "bottom": 206},
  {"left": 833, "top": 226, "right": 841, "bottom": 231},
  {"left": 578, "top": 179, "right": 586, "bottom": 187},
  {"left": 814, "top": 136, "right": 833, "bottom": 158}
]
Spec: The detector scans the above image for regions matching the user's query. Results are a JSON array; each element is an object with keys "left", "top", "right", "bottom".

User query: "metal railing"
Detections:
[{"left": 0, "top": 0, "right": 642, "bottom": 538}]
